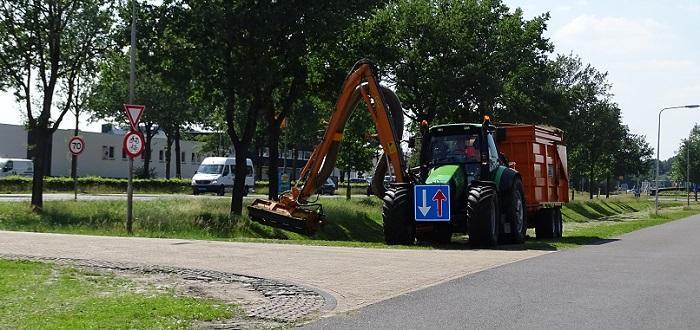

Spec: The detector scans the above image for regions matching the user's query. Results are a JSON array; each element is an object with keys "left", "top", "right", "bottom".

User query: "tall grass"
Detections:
[{"left": 0, "top": 195, "right": 693, "bottom": 248}]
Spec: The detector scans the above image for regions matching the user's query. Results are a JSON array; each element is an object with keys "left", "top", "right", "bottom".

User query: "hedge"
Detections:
[{"left": 0, "top": 176, "right": 371, "bottom": 194}]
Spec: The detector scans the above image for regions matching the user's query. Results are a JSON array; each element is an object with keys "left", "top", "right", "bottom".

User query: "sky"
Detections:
[
  {"left": 505, "top": 0, "right": 700, "bottom": 160},
  {"left": 1, "top": 0, "right": 698, "bottom": 160}
]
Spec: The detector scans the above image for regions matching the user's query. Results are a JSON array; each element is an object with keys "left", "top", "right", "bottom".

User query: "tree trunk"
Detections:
[
  {"left": 345, "top": 168, "right": 351, "bottom": 200},
  {"left": 29, "top": 128, "right": 50, "bottom": 211},
  {"left": 175, "top": 127, "right": 182, "bottom": 178},
  {"left": 230, "top": 142, "right": 249, "bottom": 214},
  {"left": 588, "top": 171, "right": 594, "bottom": 200},
  {"left": 142, "top": 124, "right": 155, "bottom": 178},
  {"left": 291, "top": 147, "right": 298, "bottom": 181},
  {"left": 165, "top": 131, "right": 173, "bottom": 179},
  {"left": 267, "top": 123, "right": 280, "bottom": 200},
  {"left": 605, "top": 173, "right": 610, "bottom": 199}
]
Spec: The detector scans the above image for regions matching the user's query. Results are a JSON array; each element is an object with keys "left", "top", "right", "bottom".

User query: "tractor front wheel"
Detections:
[
  {"left": 382, "top": 187, "right": 415, "bottom": 245},
  {"left": 468, "top": 185, "right": 499, "bottom": 247}
]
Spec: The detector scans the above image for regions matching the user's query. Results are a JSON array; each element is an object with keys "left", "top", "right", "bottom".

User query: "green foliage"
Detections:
[
  {"left": 0, "top": 260, "right": 234, "bottom": 328},
  {"left": 670, "top": 124, "right": 700, "bottom": 183},
  {"left": 351, "top": 0, "right": 552, "bottom": 126},
  {"left": 0, "top": 176, "right": 191, "bottom": 194}
]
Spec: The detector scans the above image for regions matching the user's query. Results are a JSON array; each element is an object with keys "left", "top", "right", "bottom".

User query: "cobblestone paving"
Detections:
[{"left": 0, "top": 254, "right": 327, "bottom": 324}]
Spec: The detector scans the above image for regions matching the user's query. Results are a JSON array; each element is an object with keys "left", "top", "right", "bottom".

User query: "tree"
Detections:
[
  {"left": 350, "top": 0, "right": 552, "bottom": 130},
  {"left": 87, "top": 2, "right": 195, "bottom": 179},
  {"left": 671, "top": 125, "right": 700, "bottom": 186},
  {"left": 185, "top": 0, "right": 276, "bottom": 214},
  {"left": 337, "top": 105, "right": 377, "bottom": 199},
  {"left": 0, "top": 0, "right": 113, "bottom": 210},
  {"left": 613, "top": 132, "right": 653, "bottom": 187}
]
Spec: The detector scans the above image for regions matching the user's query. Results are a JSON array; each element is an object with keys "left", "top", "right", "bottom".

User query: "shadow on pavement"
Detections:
[{"left": 420, "top": 236, "right": 620, "bottom": 251}]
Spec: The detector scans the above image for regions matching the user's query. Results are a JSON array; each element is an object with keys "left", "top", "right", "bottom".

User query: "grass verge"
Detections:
[
  {"left": 0, "top": 196, "right": 697, "bottom": 250},
  {"left": 0, "top": 259, "right": 235, "bottom": 329}
]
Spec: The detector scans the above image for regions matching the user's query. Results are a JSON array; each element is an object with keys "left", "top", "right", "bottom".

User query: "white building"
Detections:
[{"left": 0, "top": 123, "right": 202, "bottom": 179}]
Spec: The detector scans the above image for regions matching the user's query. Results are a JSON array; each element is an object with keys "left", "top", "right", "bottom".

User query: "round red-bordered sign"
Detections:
[
  {"left": 68, "top": 136, "right": 86, "bottom": 156},
  {"left": 123, "top": 131, "right": 145, "bottom": 158}
]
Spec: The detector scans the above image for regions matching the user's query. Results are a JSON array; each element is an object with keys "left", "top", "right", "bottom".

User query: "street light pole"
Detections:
[
  {"left": 687, "top": 140, "right": 690, "bottom": 206},
  {"left": 655, "top": 104, "right": 700, "bottom": 215}
]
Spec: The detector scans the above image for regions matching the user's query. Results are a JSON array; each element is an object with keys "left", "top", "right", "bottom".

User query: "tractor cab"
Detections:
[{"left": 419, "top": 122, "right": 500, "bottom": 187}]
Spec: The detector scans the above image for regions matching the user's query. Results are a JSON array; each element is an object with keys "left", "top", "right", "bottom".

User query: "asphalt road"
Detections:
[{"left": 306, "top": 214, "right": 700, "bottom": 329}]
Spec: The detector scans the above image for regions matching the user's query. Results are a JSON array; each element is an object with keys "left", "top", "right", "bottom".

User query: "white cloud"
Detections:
[{"left": 553, "top": 15, "right": 672, "bottom": 56}]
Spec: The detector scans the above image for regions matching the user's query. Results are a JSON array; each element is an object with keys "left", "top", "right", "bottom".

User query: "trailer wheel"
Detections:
[
  {"left": 382, "top": 187, "right": 415, "bottom": 245},
  {"left": 468, "top": 186, "right": 499, "bottom": 247},
  {"left": 535, "top": 208, "right": 556, "bottom": 239},
  {"left": 503, "top": 178, "right": 527, "bottom": 244},
  {"left": 554, "top": 207, "right": 563, "bottom": 238}
]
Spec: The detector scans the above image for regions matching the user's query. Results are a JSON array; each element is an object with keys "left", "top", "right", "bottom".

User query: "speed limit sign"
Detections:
[
  {"left": 68, "top": 136, "right": 86, "bottom": 156},
  {"left": 123, "top": 131, "right": 145, "bottom": 158}
]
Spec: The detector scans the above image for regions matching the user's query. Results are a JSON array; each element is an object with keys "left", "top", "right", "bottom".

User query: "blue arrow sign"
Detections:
[{"left": 414, "top": 185, "right": 451, "bottom": 222}]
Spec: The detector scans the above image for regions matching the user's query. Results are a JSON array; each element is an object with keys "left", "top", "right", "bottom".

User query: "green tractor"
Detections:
[{"left": 382, "top": 117, "right": 526, "bottom": 247}]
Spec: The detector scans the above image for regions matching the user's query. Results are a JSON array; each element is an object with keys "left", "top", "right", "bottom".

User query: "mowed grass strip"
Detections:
[
  {"left": 0, "top": 196, "right": 697, "bottom": 250},
  {"left": 0, "top": 259, "right": 235, "bottom": 329}
]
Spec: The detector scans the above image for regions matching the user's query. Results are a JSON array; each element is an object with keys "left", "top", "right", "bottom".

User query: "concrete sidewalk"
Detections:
[{"left": 0, "top": 231, "right": 549, "bottom": 312}]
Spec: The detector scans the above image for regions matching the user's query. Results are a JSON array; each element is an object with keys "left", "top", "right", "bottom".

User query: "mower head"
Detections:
[{"left": 247, "top": 196, "right": 324, "bottom": 235}]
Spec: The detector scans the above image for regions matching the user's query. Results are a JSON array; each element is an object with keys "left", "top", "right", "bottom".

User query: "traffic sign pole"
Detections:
[
  {"left": 127, "top": 0, "right": 137, "bottom": 235},
  {"left": 68, "top": 136, "right": 86, "bottom": 201}
]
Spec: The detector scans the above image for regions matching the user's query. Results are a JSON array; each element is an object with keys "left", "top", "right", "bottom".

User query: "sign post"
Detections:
[
  {"left": 123, "top": 104, "right": 144, "bottom": 234},
  {"left": 68, "top": 136, "right": 86, "bottom": 201}
]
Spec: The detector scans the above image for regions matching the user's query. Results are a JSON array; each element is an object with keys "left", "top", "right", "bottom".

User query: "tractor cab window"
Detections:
[
  {"left": 430, "top": 134, "right": 480, "bottom": 165},
  {"left": 486, "top": 132, "right": 499, "bottom": 171}
]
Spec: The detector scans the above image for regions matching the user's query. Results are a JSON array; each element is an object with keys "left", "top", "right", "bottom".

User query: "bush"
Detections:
[
  {"left": 0, "top": 176, "right": 371, "bottom": 195},
  {"left": 0, "top": 176, "right": 192, "bottom": 194}
]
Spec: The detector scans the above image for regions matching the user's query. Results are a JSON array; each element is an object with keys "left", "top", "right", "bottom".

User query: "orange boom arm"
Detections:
[{"left": 248, "top": 60, "right": 408, "bottom": 234}]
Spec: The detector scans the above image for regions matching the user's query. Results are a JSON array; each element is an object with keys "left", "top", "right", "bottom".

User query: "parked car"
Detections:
[
  {"left": 0, "top": 158, "right": 33, "bottom": 177},
  {"left": 191, "top": 157, "right": 255, "bottom": 196},
  {"left": 321, "top": 178, "right": 336, "bottom": 195},
  {"left": 348, "top": 178, "right": 367, "bottom": 183}
]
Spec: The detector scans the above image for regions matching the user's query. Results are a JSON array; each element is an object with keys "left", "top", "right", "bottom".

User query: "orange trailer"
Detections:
[{"left": 497, "top": 124, "right": 569, "bottom": 222}]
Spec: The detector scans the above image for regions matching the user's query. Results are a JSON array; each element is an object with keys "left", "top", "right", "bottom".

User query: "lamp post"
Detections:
[
  {"left": 687, "top": 139, "right": 690, "bottom": 206},
  {"left": 655, "top": 104, "right": 700, "bottom": 214}
]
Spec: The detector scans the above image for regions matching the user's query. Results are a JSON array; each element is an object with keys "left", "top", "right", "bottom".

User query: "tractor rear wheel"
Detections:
[
  {"left": 468, "top": 185, "right": 499, "bottom": 247},
  {"left": 503, "top": 178, "right": 527, "bottom": 244},
  {"left": 382, "top": 187, "right": 415, "bottom": 245}
]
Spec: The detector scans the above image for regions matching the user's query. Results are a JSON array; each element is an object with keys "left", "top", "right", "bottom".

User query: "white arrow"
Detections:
[{"left": 418, "top": 189, "right": 431, "bottom": 216}]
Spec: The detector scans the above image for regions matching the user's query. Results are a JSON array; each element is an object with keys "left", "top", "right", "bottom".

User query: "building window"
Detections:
[
  {"left": 159, "top": 150, "right": 164, "bottom": 162},
  {"left": 109, "top": 146, "right": 114, "bottom": 159},
  {"left": 181, "top": 152, "right": 186, "bottom": 163},
  {"left": 102, "top": 146, "right": 109, "bottom": 160},
  {"left": 122, "top": 148, "right": 127, "bottom": 160},
  {"left": 303, "top": 151, "right": 311, "bottom": 160},
  {"left": 191, "top": 152, "right": 196, "bottom": 163}
]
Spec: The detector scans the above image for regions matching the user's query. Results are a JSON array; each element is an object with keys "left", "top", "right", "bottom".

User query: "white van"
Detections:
[
  {"left": 191, "top": 157, "right": 255, "bottom": 196},
  {"left": 0, "top": 158, "right": 34, "bottom": 177}
]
